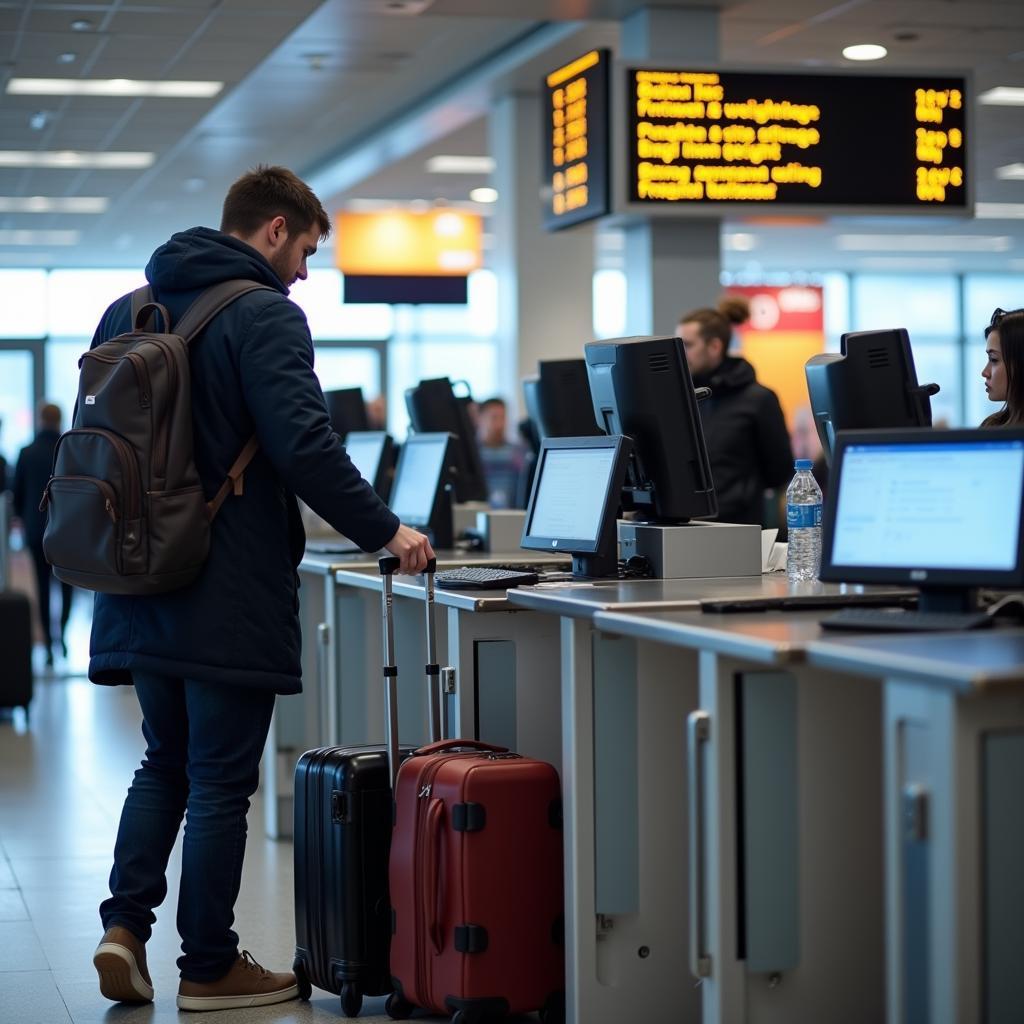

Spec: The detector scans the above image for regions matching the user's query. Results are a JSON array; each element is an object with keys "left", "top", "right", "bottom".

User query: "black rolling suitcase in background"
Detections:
[
  {"left": 0, "top": 590, "right": 33, "bottom": 717},
  {"left": 292, "top": 556, "right": 438, "bottom": 1017}
]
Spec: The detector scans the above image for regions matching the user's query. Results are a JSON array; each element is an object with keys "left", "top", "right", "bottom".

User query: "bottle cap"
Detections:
[{"left": 795, "top": 459, "right": 813, "bottom": 470}]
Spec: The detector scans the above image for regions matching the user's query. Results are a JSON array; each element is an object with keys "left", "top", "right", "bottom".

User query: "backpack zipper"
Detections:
[{"left": 40, "top": 475, "right": 118, "bottom": 523}]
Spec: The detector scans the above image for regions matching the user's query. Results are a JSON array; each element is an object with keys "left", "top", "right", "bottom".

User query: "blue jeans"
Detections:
[{"left": 100, "top": 672, "right": 275, "bottom": 981}]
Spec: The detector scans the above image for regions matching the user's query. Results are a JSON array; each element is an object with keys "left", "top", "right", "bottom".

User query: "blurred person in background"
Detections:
[
  {"left": 982, "top": 307, "right": 1024, "bottom": 426},
  {"left": 12, "top": 402, "right": 72, "bottom": 667},
  {"left": 0, "top": 417, "right": 9, "bottom": 493},
  {"left": 677, "top": 296, "right": 793, "bottom": 525},
  {"left": 476, "top": 396, "right": 524, "bottom": 510}
]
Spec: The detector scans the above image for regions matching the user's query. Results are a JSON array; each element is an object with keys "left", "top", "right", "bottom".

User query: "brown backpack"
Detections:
[{"left": 41, "top": 279, "right": 274, "bottom": 594}]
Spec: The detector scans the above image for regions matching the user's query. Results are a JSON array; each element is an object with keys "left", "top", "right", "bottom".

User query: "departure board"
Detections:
[
  {"left": 543, "top": 49, "right": 610, "bottom": 230},
  {"left": 627, "top": 68, "right": 968, "bottom": 210}
]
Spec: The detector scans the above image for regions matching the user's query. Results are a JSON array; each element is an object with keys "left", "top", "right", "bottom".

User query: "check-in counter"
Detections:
[
  {"left": 806, "top": 630, "right": 1024, "bottom": 1024},
  {"left": 508, "top": 578, "right": 900, "bottom": 1024}
]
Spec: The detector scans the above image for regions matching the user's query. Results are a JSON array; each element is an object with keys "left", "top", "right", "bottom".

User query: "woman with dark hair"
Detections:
[{"left": 982, "top": 307, "right": 1024, "bottom": 426}]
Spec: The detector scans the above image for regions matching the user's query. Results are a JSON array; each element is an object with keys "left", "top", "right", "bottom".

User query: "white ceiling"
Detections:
[{"left": 0, "top": 0, "right": 1023, "bottom": 273}]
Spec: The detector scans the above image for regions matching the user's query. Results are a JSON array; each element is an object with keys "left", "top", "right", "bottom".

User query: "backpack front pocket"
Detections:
[{"left": 42, "top": 476, "right": 123, "bottom": 575}]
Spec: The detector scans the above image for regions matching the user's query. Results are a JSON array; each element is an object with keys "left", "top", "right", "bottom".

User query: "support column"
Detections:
[
  {"left": 621, "top": 6, "right": 722, "bottom": 336},
  {"left": 489, "top": 92, "right": 595, "bottom": 419}
]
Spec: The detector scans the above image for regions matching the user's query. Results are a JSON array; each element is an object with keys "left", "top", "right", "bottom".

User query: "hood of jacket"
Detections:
[
  {"left": 693, "top": 355, "right": 757, "bottom": 396},
  {"left": 145, "top": 226, "right": 288, "bottom": 296}
]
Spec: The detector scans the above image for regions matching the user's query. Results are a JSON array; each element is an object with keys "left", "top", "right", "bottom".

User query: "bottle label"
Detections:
[{"left": 787, "top": 503, "right": 822, "bottom": 529}]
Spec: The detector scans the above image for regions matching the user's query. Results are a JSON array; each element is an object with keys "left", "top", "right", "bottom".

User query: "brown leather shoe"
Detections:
[
  {"left": 176, "top": 950, "right": 299, "bottom": 1012},
  {"left": 93, "top": 926, "right": 154, "bottom": 1003}
]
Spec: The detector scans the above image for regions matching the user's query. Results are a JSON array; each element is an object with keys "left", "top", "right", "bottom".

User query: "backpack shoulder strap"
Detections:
[
  {"left": 173, "top": 279, "right": 276, "bottom": 344},
  {"left": 206, "top": 434, "right": 260, "bottom": 522}
]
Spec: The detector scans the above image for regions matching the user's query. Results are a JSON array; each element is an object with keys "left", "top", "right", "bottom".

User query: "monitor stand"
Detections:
[
  {"left": 571, "top": 552, "right": 619, "bottom": 580},
  {"left": 917, "top": 585, "right": 977, "bottom": 614},
  {"left": 618, "top": 521, "right": 761, "bottom": 579}
]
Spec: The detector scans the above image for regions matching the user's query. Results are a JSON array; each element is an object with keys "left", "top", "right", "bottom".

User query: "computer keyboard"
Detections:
[
  {"left": 435, "top": 567, "right": 540, "bottom": 590},
  {"left": 820, "top": 607, "right": 993, "bottom": 633}
]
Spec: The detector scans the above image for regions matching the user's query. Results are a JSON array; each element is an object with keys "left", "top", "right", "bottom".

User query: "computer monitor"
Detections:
[
  {"left": 342, "top": 431, "right": 396, "bottom": 502},
  {"left": 805, "top": 329, "right": 940, "bottom": 464},
  {"left": 521, "top": 434, "right": 632, "bottom": 578},
  {"left": 820, "top": 428, "right": 1024, "bottom": 611},
  {"left": 523, "top": 359, "right": 602, "bottom": 441},
  {"left": 584, "top": 335, "right": 717, "bottom": 523},
  {"left": 325, "top": 387, "right": 369, "bottom": 439},
  {"left": 388, "top": 432, "right": 455, "bottom": 548},
  {"left": 404, "top": 378, "right": 488, "bottom": 503}
]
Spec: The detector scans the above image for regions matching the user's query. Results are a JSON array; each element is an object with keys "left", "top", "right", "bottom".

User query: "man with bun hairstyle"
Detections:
[{"left": 677, "top": 296, "right": 793, "bottom": 525}]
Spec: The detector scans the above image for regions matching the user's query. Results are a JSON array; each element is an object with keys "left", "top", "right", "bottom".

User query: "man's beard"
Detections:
[{"left": 269, "top": 243, "right": 297, "bottom": 289}]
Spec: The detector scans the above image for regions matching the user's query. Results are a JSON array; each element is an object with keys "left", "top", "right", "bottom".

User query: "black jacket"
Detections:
[
  {"left": 13, "top": 429, "right": 61, "bottom": 547},
  {"left": 693, "top": 356, "right": 793, "bottom": 525},
  {"left": 88, "top": 227, "right": 400, "bottom": 694}
]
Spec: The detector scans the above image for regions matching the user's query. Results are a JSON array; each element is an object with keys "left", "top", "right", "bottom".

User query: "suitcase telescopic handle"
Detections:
[
  {"left": 688, "top": 711, "right": 712, "bottom": 980},
  {"left": 380, "top": 556, "right": 401, "bottom": 789},
  {"left": 423, "top": 558, "right": 442, "bottom": 743}
]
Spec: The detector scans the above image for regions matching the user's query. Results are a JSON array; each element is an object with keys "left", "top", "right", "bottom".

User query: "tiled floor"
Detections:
[{"left": 0, "top": 593, "right": 399, "bottom": 1023}]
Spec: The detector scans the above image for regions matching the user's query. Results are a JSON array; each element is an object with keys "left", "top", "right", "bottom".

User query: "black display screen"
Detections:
[
  {"left": 543, "top": 49, "right": 611, "bottom": 230},
  {"left": 626, "top": 68, "right": 967, "bottom": 210}
]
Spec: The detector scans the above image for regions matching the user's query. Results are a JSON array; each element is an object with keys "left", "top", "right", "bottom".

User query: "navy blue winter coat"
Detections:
[{"left": 87, "top": 227, "right": 400, "bottom": 694}]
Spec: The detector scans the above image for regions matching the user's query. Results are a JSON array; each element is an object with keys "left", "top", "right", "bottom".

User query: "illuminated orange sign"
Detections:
[{"left": 335, "top": 210, "right": 483, "bottom": 276}]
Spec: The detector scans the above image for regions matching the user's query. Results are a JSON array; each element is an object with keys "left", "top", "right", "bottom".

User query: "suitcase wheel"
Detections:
[
  {"left": 385, "top": 991, "right": 414, "bottom": 1020},
  {"left": 450, "top": 1011, "right": 484, "bottom": 1024},
  {"left": 292, "top": 957, "right": 312, "bottom": 1001},
  {"left": 539, "top": 991, "right": 566, "bottom": 1024},
  {"left": 340, "top": 982, "right": 363, "bottom": 1018}
]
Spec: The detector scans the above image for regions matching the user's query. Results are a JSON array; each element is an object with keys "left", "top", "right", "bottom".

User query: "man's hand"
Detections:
[{"left": 384, "top": 524, "right": 435, "bottom": 575}]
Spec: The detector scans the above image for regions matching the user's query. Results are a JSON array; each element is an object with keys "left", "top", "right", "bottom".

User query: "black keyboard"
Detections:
[
  {"left": 820, "top": 607, "right": 993, "bottom": 633},
  {"left": 435, "top": 567, "right": 540, "bottom": 590}
]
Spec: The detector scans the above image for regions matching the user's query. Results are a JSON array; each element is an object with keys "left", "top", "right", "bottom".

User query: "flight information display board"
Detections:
[
  {"left": 627, "top": 68, "right": 968, "bottom": 210},
  {"left": 543, "top": 49, "right": 610, "bottom": 230}
]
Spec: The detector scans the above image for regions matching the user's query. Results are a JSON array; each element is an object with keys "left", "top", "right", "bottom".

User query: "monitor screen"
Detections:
[
  {"left": 821, "top": 430, "right": 1024, "bottom": 598},
  {"left": 343, "top": 433, "right": 386, "bottom": 485},
  {"left": 389, "top": 436, "right": 449, "bottom": 527},
  {"left": 526, "top": 446, "right": 619, "bottom": 545}
]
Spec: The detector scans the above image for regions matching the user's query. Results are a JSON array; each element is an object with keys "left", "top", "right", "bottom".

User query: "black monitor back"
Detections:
[
  {"left": 525, "top": 359, "right": 602, "bottom": 440},
  {"left": 404, "top": 377, "right": 488, "bottom": 503},
  {"left": 585, "top": 335, "right": 717, "bottom": 522},
  {"left": 805, "top": 328, "right": 939, "bottom": 463},
  {"left": 325, "top": 387, "right": 369, "bottom": 440}
]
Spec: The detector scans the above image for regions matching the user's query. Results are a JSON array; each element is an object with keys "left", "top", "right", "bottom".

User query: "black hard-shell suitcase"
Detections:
[
  {"left": 292, "top": 556, "right": 438, "bottom": 1017},
  {"left": 0, "top": 591, "right": 33, "bottom": 716}
]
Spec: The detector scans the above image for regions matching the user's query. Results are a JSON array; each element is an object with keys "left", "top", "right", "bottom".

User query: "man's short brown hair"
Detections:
[{"left": 220, "top": 165, "right": 331, "bottom": 241}]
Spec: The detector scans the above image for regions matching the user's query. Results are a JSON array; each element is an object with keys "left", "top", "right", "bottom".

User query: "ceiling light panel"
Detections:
[
  {"left": 426, "top": 155, "right": 495, "bottom": 174},
  {"left": 837, "top": 234, "right": 1012, "bottom": 252},
  {"left": 996, "top": 163, "right": 1024, "bottom": 181},
  {"left": 842, "top": 44, "right": 888, "bottom": 61},
  {"left": 978, "top": 87, "right": 1024, "bottom": 106},
  {"left": 0, "top": 229, "right": 80, "bottom": 245},
  {"left": 976, "top": 203, "right": 1024, "bottom": 219},
  {"left": 6, "top": 79, "right": 223, "bottom": 98},
  {"left": 0, "top": 151, "right": 155, "bottom": 169},
  {"left": 0, "top": 196, "right": 109, "bottom": 213}
]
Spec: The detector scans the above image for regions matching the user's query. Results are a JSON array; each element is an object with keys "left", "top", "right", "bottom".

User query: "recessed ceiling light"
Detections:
[
  {"left": 469, "top": 187, "right": 498, "bottom": 204},
  {"left": 426, "top": 155, "right": 495, "bottom": 174},
  {"left": 979, "top": 87, "right": 1024, "bottom": 106},
  {"left": 70, "top": 19, "right": 92, "bottom": 31},
  {"left": 842, "top": 43, "right": 888, "bottom": 61},
  {"left": 56, "top": 52, "right": 77, "bottom": 65},
  {"left": 837, "top": 233, "right": 1012, "bottom": 252},
  {"left": 0, "top": 151, "right": 155, "bottom": 169},
  {"left": 0, "top": 196, "right": 109, "bottom": 213},
  {"left": 996, "top": 163, "right": 1024, "bottom": 181},
  {"left": 724, "top": 232, "right": 757, "bottom": 251},
  {"left": 0, "top": 229, "right": 80, "bottom": 246},
  {"left": 28, "top": 111, "right": 49, "bottom": 131},
  {"left": 6, "top": 79, "right": 223, "bottom": 98}
]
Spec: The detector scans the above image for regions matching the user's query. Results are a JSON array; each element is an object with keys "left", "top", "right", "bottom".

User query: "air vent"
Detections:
[
  {"left": 648, "top": 353, "right": 670, "bottom": 373},
  {"left": 866, "top": 346, "right": 891, "bottom": 368}
]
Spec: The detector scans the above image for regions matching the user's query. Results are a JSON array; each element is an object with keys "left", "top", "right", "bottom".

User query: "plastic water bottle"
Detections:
[{"left": 786, "top": 459, "right": 823, "bottom": 582}]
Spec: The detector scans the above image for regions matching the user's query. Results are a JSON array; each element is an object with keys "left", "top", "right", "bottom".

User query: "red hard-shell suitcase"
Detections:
[{"left": 385, "top": 564, "right": 565, "bottom": 1023}]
